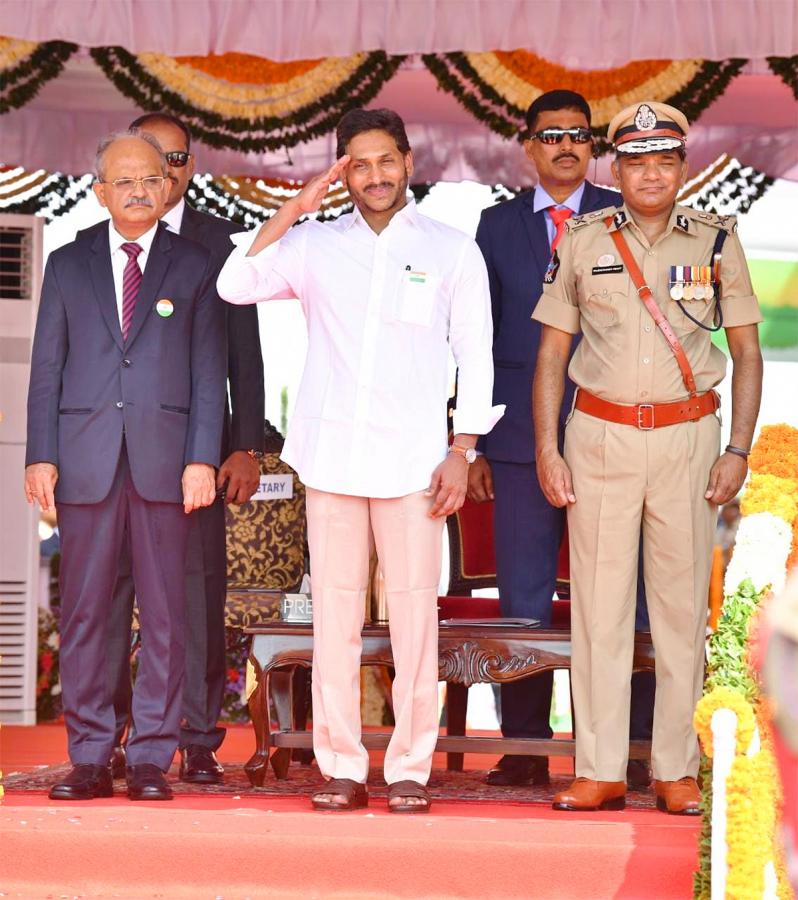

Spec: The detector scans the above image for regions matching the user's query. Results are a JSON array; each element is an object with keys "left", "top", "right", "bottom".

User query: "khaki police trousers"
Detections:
[
  {"left": 564, "top": 408, "right": 720, "bottom": 782},
  {"left": 305, "top": 487, "right": 443, "bottom": 786}
]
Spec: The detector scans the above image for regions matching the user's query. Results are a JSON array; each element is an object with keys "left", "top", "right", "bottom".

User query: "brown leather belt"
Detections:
[{"left": 574, "top": 388, "right": 720, "bottom": 430}]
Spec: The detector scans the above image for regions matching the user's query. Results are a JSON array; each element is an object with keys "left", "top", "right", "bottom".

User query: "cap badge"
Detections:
[{"left": 634, "top": 104, "right": 657, "bottom": 131}]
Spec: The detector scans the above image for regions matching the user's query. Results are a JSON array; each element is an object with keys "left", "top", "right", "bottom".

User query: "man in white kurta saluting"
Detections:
[{"left": 218, "top": 108, "right": 503, "bottom": 813}]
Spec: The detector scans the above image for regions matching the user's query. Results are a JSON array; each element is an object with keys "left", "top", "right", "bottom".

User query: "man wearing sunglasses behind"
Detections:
[
  {"left": 470, "top": 90, "right": 654, "bottom": 789},
  {"left": 104, "top": 113, "right": 265, "bottom": 787},
  {"left": 25, "top": 130, "right": 226, "bottom": 801}
]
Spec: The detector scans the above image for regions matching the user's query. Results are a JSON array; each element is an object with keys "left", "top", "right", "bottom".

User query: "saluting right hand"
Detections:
[
  {"left": 537, "top": 450, "right": 576, "bottom": 508},
  {"left": 292, "top": 156, "right": 351, "bottom": 216}
]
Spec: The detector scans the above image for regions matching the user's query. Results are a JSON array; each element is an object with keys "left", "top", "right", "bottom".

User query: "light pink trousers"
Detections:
[{"left": 305, "top": 487, "right": 443, "bottom": 786}]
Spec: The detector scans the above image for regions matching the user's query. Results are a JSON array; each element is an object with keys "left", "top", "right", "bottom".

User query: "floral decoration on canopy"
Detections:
[
  {"left": 0, "top": 37, "right": 76, "bottom": 114},
  {"left": 89, "top": 47, "right": 405, "bottom": 152},
  {"left": 422, "top": 51, "right": 746, "bottom": 152}
]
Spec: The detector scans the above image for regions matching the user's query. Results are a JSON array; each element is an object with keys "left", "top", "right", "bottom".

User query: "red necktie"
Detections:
[
  {"left": 120, "top": 242, "right": 143, "bottom": 342},
  {"left": 548, "top": 207, "right": 573, "bottom": 251}
]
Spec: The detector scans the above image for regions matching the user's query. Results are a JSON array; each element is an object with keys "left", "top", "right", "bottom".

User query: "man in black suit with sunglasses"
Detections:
[
  {"left": 106, "top": 112, "right": 265, "bottom": 785},
  {"left": 468, "top": 90, "right": 655, "bottom": 789}
]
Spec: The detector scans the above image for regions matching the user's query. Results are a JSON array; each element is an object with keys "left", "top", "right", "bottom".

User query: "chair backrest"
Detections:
[
  {"left": 446, "top": 497, "right": 570, "bottom": 599},
  {"left": 225, "top": 425, "right": 307, "bottom": 592}
]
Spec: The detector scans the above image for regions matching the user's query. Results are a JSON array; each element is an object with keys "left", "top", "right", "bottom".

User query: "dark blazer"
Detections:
[
  {"left": 475, "top": 182, "right": 620, "bottom": 463},
  {"left": 180, "top": 204, "right": 265, "bottom": 459},
  {"left": 26, "top": 221, "right": 227, "bottom": 504}
]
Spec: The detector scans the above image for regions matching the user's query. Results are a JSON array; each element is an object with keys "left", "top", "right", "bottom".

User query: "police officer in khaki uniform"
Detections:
[{"left": 531, "top": 101, "right": 763, "bottom": 814}]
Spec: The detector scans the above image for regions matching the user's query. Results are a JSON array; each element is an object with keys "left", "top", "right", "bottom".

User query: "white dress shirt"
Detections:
[
  {"left": 217, "top": 199, "right": 504, "bottom": 498},
  {"left": 161, "top": 197, "right": 186, "bottom": 234},
  {"left": 533, "top": 182, "right": 585, "bottom": 247},
  {"left": 108, "top": 220, "right": 159, "bottom": 329}
]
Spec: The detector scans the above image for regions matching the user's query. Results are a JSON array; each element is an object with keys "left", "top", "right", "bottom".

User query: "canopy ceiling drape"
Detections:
[
  {"left": 0, "top": 2, "right": 796, "bottom": 184},
  {"left": 1, "top": 0, "right": 796, "bottom": 64}
]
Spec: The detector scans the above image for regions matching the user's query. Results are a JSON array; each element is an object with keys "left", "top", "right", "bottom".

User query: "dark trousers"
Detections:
[
  {"left": 108, "top": 496, "right": 228, "bottom": 751},
  {"left": 490, "top": 459, "right": 655, "bottom": 743},
  {"left": 57, "top": 447, "right": 190, "bottom": 770}
]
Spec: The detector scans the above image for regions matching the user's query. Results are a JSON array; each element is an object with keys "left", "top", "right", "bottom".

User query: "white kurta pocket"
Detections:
[{"left": 397, "top": 269, "right": 438, "bottom": 327}]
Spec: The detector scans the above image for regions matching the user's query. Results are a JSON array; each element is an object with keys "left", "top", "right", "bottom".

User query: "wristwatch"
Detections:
[
  {"left": 449, "top": 444, "right": 477, "bottom": 464},
  {"left": 246, "top": 449, "right": 265, "bottom": 460}
]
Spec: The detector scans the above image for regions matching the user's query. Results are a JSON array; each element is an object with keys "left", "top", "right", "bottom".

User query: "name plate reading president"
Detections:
[
  {"left": 251, "top": 473, "right": 294, "bottom": 501},
  {"left": 281, "top": 593, "right": 313, "bottom": 623}
]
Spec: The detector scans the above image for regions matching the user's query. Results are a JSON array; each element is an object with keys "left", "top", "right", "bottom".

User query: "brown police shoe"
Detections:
[
  {"left": 552, "top": 777, "right": 626, "bottom": 811},
  {"left": 653, "top": 776, "right": 701, "bottom": 815}
]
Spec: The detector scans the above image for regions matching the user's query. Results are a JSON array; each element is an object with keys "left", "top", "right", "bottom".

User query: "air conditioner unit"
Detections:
[{"left": 0, "top": 213, "right": 43, "bottom": 724}]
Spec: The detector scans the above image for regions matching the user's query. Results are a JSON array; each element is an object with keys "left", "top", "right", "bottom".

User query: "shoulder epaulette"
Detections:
[
  {"left": 566, "top": 208, "right": 611, "bottom": 232},
  {"left": 682, "top": 206, "right": 738, "bottom": 235}
]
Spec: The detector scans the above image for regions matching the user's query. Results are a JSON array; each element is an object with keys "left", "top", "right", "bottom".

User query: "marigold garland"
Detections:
[
  {"left": 174, "top": 53, "right": 321, "bottom": 85},
  {"left": 693, "top": 686, "right": 757, "bottom": 757},
  {"left": 725, "top": 753, "right": 770, "bottom": 899},
  {"left": 748, "top": 424, "right": 798, "bottom": 482},
  {"left": 694, "top": 422, "right": 798, "bottom": 897},
  {"left": 741, "top": 473, "right": 798, "bottom": 524},
  {"left": 90, "top": 46, "right": 405, "bottom": 152},
  {"left": 422, "top": 52, "right": 747, "bottom": 152}
]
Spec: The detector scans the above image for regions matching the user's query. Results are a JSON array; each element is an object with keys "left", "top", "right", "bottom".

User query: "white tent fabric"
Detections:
[{"left": 1, "top": 0, "right": 797, "bottom": 64}]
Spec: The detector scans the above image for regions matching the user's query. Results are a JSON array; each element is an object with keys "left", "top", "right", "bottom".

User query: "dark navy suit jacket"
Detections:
[
  {"left": 475, "top": 182, "right": 620, "bottom": 463},
  {"left": 26, "top": 220, "right": 227, "bottom": 505},
  {"left": 179, "top": 204, "right": 265, "bottom": 459}
]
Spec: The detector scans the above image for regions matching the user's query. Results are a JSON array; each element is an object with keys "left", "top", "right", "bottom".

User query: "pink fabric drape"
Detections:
[{"left": 1, "top": 0, "right": 796, "bottom": 63}]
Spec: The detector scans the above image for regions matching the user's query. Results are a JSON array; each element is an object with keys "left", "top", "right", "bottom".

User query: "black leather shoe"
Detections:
[
  {"left": 126, "top": 764, "right": 173, "bottom": 801},
  {"left": 179, "top": 745, "right": 224, "bottom": 784},
  {"left": 49, "top": 764, "right": 114, "bottom": 801},
  {"left": 486, "top": 754, "right": 550, "bottom": 786},
  {"left": 110, "top": 746, "right": 127, "bottom": 780},
  {"left": 626, "top": 759, "right": 652, "bottom": 790}
]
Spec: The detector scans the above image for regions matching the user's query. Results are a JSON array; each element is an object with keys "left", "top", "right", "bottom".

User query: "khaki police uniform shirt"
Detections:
[{"left": 532, "top": 203, "right": 763, "bottom": 404}]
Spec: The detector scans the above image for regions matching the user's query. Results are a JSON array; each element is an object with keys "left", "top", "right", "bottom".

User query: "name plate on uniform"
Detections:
[
  {"left": 251, "top": 473, "right": 294, "bottom": 501},
  {"left": 281, "top": 593, "right": 313, "bottom": 622}
]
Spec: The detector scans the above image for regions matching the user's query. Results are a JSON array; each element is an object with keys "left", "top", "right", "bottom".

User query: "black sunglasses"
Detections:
[
  {"left": 164, "top": 151, "right": 191, "bottom": 167},
  {"left": 530, "top": 127, "right": 592, "bottom": 145}
]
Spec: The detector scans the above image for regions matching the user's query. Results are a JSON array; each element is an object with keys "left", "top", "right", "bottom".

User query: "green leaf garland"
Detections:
[{"left": 0, "top": 41, "right": 77, "bottom": 115}]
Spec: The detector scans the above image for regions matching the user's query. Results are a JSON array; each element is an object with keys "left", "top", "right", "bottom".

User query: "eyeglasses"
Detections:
[
  {"left": 530, "top": 127, "right": 593, "bottom": 145},
  {"left": 104, "top": 176, "right": 167, "bottom": 192},
  {"left": 164, "top": 151, "right": 191, "bottom": 168}
]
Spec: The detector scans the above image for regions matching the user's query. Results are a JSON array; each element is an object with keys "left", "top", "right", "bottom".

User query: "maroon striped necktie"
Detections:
[{"left": 120, "top": 242, "right": 143, "bottom": 342}]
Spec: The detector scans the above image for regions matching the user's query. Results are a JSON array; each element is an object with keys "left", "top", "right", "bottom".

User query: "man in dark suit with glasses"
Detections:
[
  {"left": 106, "top": 113, "right": 265, "bottom": 786},
  {"left": 26, "top": 129, "right": 227, "bottom": 801}
]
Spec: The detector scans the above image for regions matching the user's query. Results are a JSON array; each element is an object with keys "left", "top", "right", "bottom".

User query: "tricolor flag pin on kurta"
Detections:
[{"left": 156, "top": 298, "right": 174, "bottom": 317}]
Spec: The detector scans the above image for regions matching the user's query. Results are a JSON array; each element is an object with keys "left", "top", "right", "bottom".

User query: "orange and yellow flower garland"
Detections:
[{"left": 693, "top": 424, "right": 798, "bottom": 899}]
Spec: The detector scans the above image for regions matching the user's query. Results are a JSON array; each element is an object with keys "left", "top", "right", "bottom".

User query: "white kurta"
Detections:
[{"left": 217, "top": 200, "right": 503, "bottom": 498}]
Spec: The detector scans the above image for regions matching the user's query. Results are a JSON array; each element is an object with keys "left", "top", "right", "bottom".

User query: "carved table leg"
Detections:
[
  {"left": 269, "top": 667, "right": 294, "bottom": 779},
  {"left": 292, "top": 667, "right": 314, "bottom": 765},
  {"left": 446, "top": 682, "right": 468, "bottom": 771},
  {"left": 244, "top": 665, "right": 271, "bottom": 787}
]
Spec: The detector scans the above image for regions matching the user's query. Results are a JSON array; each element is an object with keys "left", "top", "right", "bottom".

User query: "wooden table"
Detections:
[{"left": 244, "top": 622, "right": 655, "bottom": 786}]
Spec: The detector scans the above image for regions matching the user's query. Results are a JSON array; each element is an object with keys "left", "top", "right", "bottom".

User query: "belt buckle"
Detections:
[{"left": 637, "top": 404, "right": 654, "bottom": 430}]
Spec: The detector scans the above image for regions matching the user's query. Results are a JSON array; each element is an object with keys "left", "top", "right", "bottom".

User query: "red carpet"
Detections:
[{"left": 1, "top": 725, "right": 699, "bottom": 899}]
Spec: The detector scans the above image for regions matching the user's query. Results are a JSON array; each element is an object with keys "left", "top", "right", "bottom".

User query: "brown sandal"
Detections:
[
  {"left": 387, "top": 779, "right": 432, "bottom": 814},
  {"left": 311, "top": 778, "right": 368, "bottom": 811}
]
